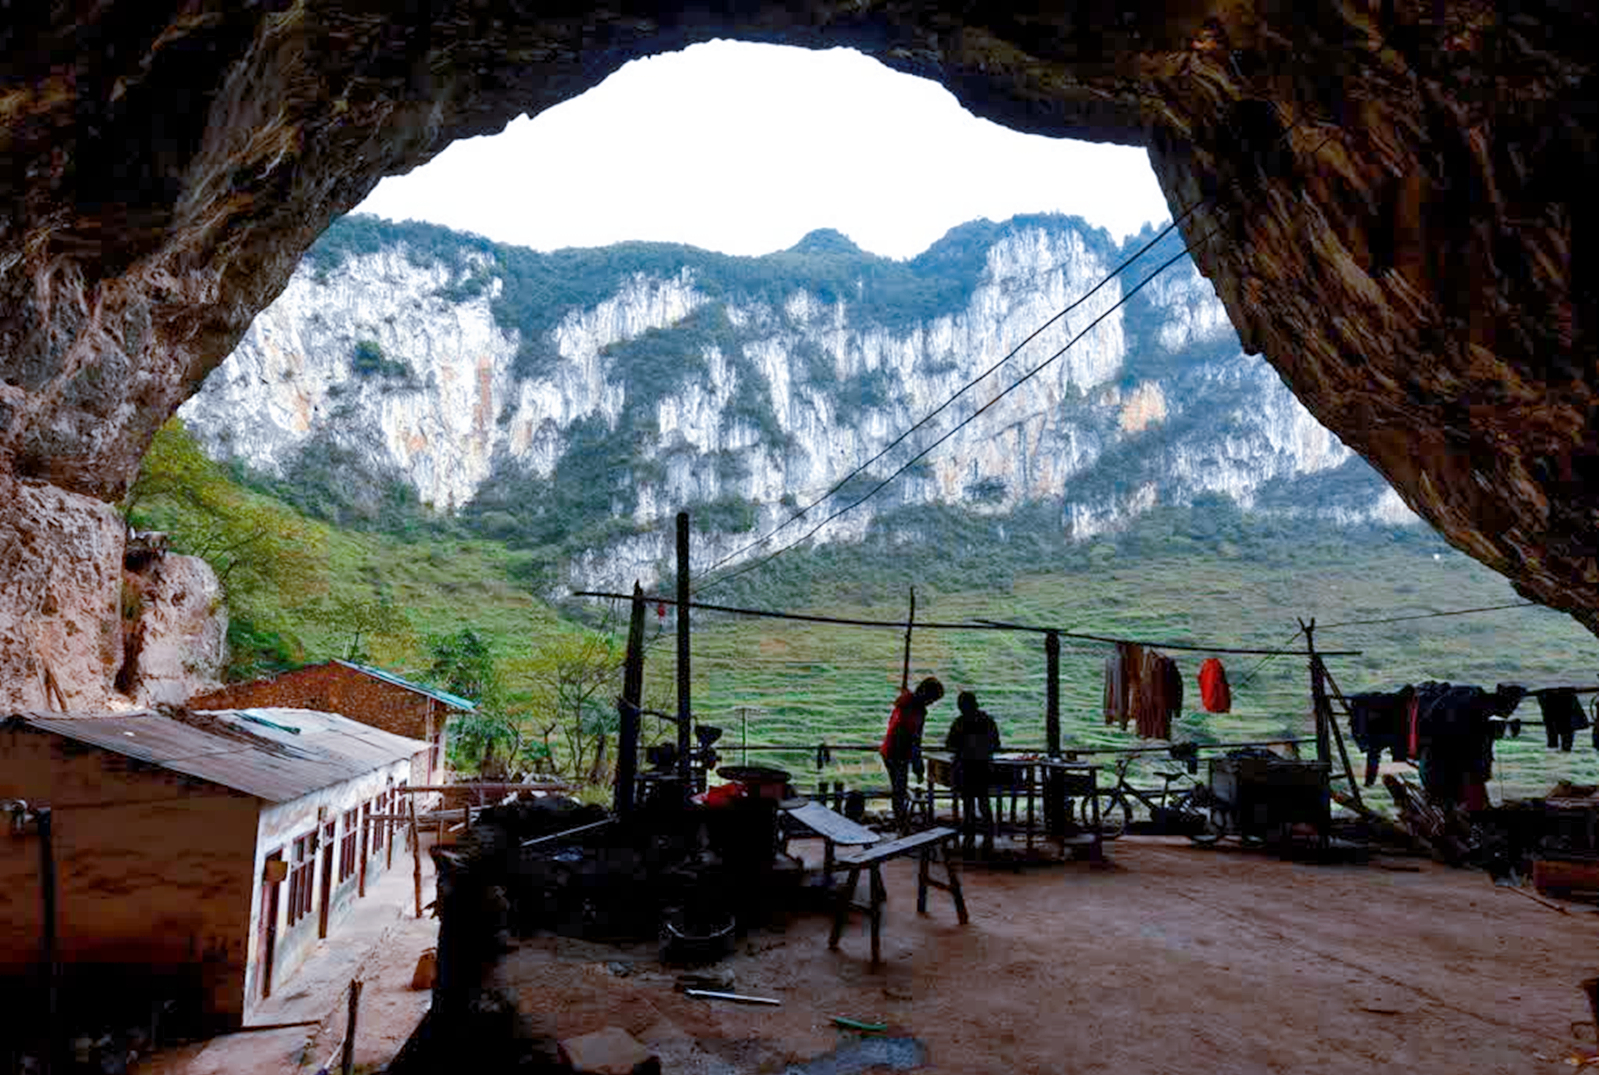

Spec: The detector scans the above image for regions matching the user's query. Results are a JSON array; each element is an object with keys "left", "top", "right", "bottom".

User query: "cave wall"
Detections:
[{"left": 2, "top": 1, "right": 1598, "bottom": 700}]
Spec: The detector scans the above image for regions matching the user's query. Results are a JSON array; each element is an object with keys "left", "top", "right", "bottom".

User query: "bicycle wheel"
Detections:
[
  {"left": 1090, "top": 790, "right": 1130, "bottom": 840},
  {"left": 1170, "top": 789, "right": 1223, "bottom": 846}
]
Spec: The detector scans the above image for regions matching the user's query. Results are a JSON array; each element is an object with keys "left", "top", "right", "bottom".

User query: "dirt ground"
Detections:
[
  {"left": 140, "top": 833, "right": 442, "bottom": 1075},
  {"left": 485, "top": 836, "right": 1599, "bottom": 1075}
]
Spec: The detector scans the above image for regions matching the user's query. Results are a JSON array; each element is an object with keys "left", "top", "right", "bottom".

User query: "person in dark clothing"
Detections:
[
  {"left": 1538, "top": 689, "right": 1589, "bottom": 752},
  {"left": 880, "top": 676, "right": 945, "bottom": 834},
  {"left": 945, "top": 691, "right": 1002, "bottom": 857}
]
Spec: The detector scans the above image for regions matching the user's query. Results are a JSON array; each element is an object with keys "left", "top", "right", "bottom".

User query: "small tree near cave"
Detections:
[{"left": 521, "top": 630, "right": 627, "bottom": 782}]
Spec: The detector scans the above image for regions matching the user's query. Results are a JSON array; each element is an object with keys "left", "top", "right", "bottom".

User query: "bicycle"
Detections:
[{"left": 1084, "top": 755, "right": 1220, "bottom": 844}]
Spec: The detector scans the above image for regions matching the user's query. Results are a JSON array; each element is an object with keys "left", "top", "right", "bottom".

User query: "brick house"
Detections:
[
  {"left": 189, "top": 660, "right": 475, "bottom": 791},
  {"left": 0, "top": 707, "right": 426, "bottom": 1029}
]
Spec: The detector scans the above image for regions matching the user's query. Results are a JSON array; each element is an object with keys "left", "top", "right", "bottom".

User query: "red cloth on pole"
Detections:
[{"left": 1198, "top": 657, "right": 1232, "bottom": 714}]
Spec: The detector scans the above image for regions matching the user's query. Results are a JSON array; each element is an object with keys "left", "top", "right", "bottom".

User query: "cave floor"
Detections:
[{"left": 487, "top": 836, "right": 1599, "bottom": 1074}]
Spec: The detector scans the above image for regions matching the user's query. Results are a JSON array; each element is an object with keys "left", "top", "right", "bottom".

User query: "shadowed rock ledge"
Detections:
[{"left": 2, "top": 1, "right": 1597, "bottom": 705}]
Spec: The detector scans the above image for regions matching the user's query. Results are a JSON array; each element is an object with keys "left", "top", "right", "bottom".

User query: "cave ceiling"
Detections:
[{"left": 4, "top": 2, "right": 1599, "bottom": 629}]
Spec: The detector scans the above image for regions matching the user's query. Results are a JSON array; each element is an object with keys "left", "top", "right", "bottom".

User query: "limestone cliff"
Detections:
[{"left": 178, "top": 215, "right": 1409, "bottom": 590}]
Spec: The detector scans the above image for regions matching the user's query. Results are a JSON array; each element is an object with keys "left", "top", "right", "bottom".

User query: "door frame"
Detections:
[
  {"left": 318, "top": 820, "right": 336, "bottom": 940},
  {"left": 259, "top": 850, "right": 283, "bottom": 1000}
]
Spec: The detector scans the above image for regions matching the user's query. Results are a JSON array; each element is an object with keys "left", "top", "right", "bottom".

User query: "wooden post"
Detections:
[
  {"left": 410, "top": 797, "right": 422, "bottom": 920},
  {"left": 901, "top": 587, "right": 916, "bottom": 691},
  {"left": 1304, "top": 618, "right": 1331, "bottom": 766},
  {"left": 616, "top": 581, "right": 647, "bottom": 816},
  {"left": 1045, "top": 631, "right": 1062, "bottom": 758},
  {"left": 1318, "top": 659, "right": 1366, "bottom": 810},
  {"left": 676, "top": 511, "right": 693, "bottom": 799},
  {"left": 1044, "top": 632, "right": 1065, "bottom": 838},
  {"left": 38, "top": 807, "right": 58, "bottom": 1075},
  {"left": 340, "top": 979, "right": 362, "bottom": 1075}
]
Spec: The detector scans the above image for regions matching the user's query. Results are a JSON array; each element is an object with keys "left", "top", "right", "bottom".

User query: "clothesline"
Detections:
[
  {"left": 573, "top": 591, "right": 1361, "bottom": 656},
  {"left": 970, "top": 619, "right": 1361, "bottom": 657}
]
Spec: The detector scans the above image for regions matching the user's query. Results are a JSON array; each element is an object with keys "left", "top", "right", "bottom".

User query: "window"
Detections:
[
  {"left": 372, "top": 793, "right": 386, "bottom": 853},
  {"left": 339, "top": 809, "right": 359, "bottom": 882},
  {"left": 287, "top": 833, "right": 315, "bottom": 924}
]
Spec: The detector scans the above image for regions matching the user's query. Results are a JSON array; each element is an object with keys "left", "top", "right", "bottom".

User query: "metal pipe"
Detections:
[
  {"left": 519, "top": 817, "right": 616, "bottom": 849},
  {"left": 684, "top": 989, "right": 780, "bottom": 1005},
  {"left": 39, "top": 806, "right": 57, "bottom": 1075}
]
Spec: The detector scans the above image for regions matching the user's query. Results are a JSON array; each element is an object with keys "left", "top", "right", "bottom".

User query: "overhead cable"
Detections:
[
  {"left": 693, "top": 219, "right": 1197, "bottom": 583},
  {"left": 695, "top": 239, "right": 1213, "bottom": 594},
  {"left": 1315, "top": 602, "right": 1539, "bottom": 629},
  {"left": 695, "top": 116, "right": 1340, "bottom": 589}
]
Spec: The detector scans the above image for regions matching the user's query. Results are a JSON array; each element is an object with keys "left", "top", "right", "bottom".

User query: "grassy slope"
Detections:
[{"left": 639, "top": 540, "right": 1599, "bottom": 803}]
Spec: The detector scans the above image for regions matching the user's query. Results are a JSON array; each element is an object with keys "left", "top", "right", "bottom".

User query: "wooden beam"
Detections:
[
  {"left": 900, "top": 587, "right": 916, "bottom": 692},
  {"left": 676, "top": 511, "right": 692, "bottom": 798},
  {"left": 410, "top": 797, "right": 422, "bottom": 920},
  {"left": 392, "top": 783, "right": 566, "bottom": 794}
]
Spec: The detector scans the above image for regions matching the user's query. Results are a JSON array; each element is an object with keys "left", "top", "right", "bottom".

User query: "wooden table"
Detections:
[{"left": 924, "top": 752, "right": 1102, "bottom": 856}]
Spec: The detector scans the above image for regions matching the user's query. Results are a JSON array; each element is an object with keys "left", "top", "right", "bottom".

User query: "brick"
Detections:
[{"left": 558, "top": 1027, "right": 661, "bottom": 1075}]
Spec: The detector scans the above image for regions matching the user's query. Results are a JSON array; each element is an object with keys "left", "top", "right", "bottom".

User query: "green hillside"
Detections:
[{"left": 130, "top": 419, "right": 1599, "bottom": 804}]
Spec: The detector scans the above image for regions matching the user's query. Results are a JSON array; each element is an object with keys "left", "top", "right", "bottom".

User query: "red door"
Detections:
[{"left": 259, "top": 851, "right": 283, "bottom": 999}]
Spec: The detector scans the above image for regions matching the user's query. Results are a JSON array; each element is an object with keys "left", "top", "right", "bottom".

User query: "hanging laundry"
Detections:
[
  {"left": 1103, "top": 652, "right": 1126, "bottom": 728},
  {"left": 1412, "top": 683, "right": 1524, "bottom": 807},
  {"left": 1346, "top": 688, "right": 1414, "bottom": 786},
  {"left": 1198, "top": 657, "right": 1232, "bottom": 714},
  {"left": 1120, "top": 643, "right": 1145, "bottom": 732},
  {"left": 1538, "top": 689, "right": 1589, "bottom": 753},
  {"left": 1161, "top": 656, "right": 1184, "bottom": 727}
]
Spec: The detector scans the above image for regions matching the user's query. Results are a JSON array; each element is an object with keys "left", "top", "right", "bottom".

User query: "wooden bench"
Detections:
[
  {"left": 780, "top": 798, "right": 879, "bottom": 879},
  {"left": 827, "top": 826, "right": 969, "bottom": 968}
]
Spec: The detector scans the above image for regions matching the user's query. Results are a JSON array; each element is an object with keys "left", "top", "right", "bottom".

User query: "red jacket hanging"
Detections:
[{"left": 1199, "top": 658, "right": 1232, "bottom": 714}]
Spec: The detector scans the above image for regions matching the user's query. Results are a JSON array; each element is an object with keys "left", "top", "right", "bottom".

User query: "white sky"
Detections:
[{"left": 354, "top": 41, "right": 1170, "bottom": 260}]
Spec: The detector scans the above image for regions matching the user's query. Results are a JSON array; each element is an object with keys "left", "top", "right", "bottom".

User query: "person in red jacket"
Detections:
[{"left": 881, "top": 676, "right": 945, "bottom": 833}]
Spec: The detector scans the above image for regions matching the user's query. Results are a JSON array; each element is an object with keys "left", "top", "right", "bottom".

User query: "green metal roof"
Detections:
[{"left": 333, "top": 660, "right": 478, "bottom": 711}]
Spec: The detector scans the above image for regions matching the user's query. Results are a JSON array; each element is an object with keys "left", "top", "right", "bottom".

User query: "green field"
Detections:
[
  {"left": 129, "top": 419, "right": 1599, "bottom": 807},
  {"left": 636, "top": 544, "right": 1599, "bottom": 805}
]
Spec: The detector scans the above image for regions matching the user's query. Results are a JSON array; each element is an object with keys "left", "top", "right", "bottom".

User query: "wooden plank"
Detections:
[
  {"left": 394, "top": 783, "right": 566, "bottom": 794},
  {"left": 839, "top": 827, "right": 956, "bottom": 865},
  {"left": 782, "top": 800, "right": 879, "bottom": 846}
]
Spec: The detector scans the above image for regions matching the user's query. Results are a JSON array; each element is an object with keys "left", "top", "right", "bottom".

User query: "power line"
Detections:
[
  {"left": 1231, "top": 628, "right": 1308, "bottom": 694},
  {"left": 699, "top": 124, "right": 1347, "bottom": 596},
  {"left": 1315, "top": 602, "right": 1539, "bottom": 629},
  {"left": 693, "top": 219, "right": 1199, "bottom": 583},
  {"left": 695, "top": 117, "right": 1339, "bottom": 589},
  {"left": 695, "top": 238, "right": 1211, "bottom": 594}
]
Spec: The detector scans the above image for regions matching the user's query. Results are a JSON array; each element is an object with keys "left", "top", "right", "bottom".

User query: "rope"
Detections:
[{"left": 1315, "top": 602, "right": 1538, "bottom": 629}]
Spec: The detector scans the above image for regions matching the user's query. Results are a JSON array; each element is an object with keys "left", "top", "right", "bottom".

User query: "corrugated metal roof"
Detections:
[
  {"left": 332, "top": 660, "right": 478, "bottom": 711},
  {"left": 13, "top": 708, "right": 428, "bottom": 804}
]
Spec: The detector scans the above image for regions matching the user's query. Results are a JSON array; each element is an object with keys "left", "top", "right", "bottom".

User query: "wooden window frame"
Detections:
[
  {"left": 287, "top": 833, "right": 315, "bottom": 924},
  {"left": 338, "top": 809, "right": 359, "bottom": 883}
]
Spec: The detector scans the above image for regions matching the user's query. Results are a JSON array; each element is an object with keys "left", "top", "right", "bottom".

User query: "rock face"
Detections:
[
  {"left": 1, "top": 2, "right": 1598, "bottom": 684},
  {"left": 178, "top": 215, "right": 1409, "bottom": 591},
  {"left": 0, "top": 479, "right": 127, "bottom": 711},
  {"left": 121, "top": 553, "right": 228, "bottom": 707}
]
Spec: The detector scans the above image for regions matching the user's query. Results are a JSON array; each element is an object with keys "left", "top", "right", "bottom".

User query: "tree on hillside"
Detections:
[
  {"left": 424, "top": 628, "right": 555, "bottom": 777},
  {"left": 123, "top": 417, "right": 329, "bottom": 648},
  {"left": 518, "top": 629, "right": 626, "bottom": 782},
  {"left": 303, "top": 593, "right": 414, "bottom": 663}
]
